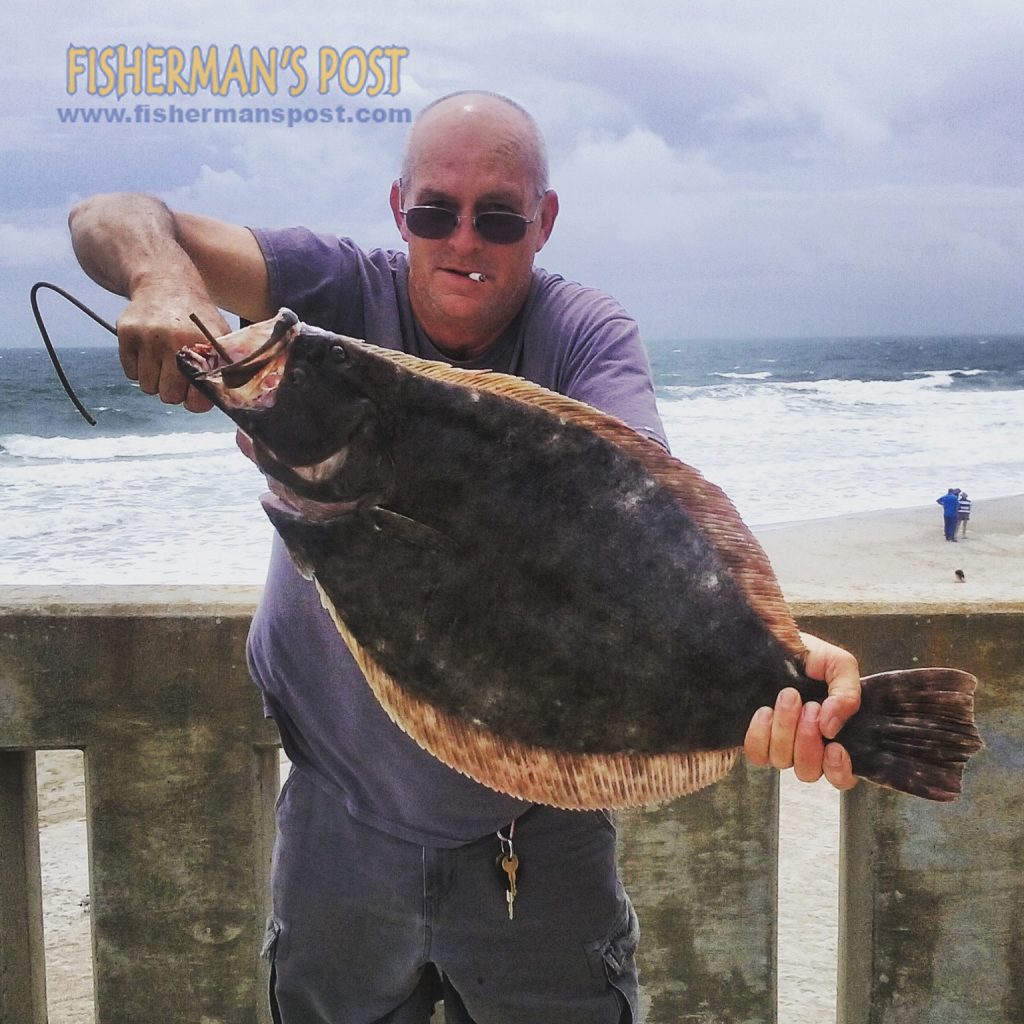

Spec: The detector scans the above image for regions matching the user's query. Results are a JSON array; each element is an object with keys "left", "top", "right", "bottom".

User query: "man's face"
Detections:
[{"left": 389, "top": 106, "right": 558, "bottom": 360}]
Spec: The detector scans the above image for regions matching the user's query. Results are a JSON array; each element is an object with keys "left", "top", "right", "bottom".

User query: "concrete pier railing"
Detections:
[{"left": 1, "top": 587, "right": 1021, "bottom": 1023}]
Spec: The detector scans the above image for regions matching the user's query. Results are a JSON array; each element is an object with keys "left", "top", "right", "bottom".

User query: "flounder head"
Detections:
[{"left": 177, "top": 308, "right": 399, "bottom": 513}]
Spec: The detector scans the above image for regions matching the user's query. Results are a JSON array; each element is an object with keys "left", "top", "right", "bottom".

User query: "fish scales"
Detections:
[{"left": 177, "top": 310, "right": 984, "bottom": 808}]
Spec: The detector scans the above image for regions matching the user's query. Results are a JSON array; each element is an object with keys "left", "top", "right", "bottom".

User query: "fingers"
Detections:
[
  {"left": 792, "top": 701, "right": 824, "bottom": 783},
  {"left": 183, "top": 386, "right": 214, "bottom": 414},
  {"left": 799, "top": 629, "right": 860, "bottom": 789},
  {"left": 743, "top": 705, "right": 773, "bottom": 766},
  {"left": 118, "top": 336, "right": 139, "bottom": 382},
  {"left": 745, "top": 695, "right": 858, "bottom": 790},
  {"left": 125, "top": 335, "right": 212, "bottom": 412},
  {"left": 744, "top": 632, "right": 863, "bottom": 792},
  {"left": 823, "top": 742, "right": 857, "bottom": 790},
  {"left": 800, "top": 632, "right": 861, "bottom": 739},
  {"left": 117, "top": 319, "right": 178, "bottom": 394},
  {"left": 743, "top": 688, "right": 803, "bottom": 769},
  {"left": 129, "top": 341, "right": 187, "bottom": 404},
  {"left": 744, "top": 688, "right": 823, "bottom": 779},
  {"left": 116, "top": 299, "right": 229, "bottom": 410},
  {"left": 768, "top": 688, "right": 801, "bottom": 770}
]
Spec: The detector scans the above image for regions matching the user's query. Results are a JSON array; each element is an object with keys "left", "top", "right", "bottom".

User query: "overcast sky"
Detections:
[{"left": 2, "top": 0, "right": 1022, "bottom": 348}]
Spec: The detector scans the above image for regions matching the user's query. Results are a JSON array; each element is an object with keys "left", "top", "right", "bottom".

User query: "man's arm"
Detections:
[{"left": 68, "top": 192, "right": 274, "bottom": 411}]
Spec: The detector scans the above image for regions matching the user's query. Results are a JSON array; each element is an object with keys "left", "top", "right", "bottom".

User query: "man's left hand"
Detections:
[{"left": 743, "top": 632, "right": 861, "bottom": 790}]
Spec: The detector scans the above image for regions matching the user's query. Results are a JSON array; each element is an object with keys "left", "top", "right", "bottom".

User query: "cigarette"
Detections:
[{"left": 468, "top": 272, "right": 486, "bottom": 282}]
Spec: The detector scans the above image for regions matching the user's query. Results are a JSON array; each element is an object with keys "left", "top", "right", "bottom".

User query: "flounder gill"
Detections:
[{"left": 178, "top": 309, "right": 983, "bottom": 809}]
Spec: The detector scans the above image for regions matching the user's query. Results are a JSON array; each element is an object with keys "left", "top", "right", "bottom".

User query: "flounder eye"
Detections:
[
  {"left": 330, "top": 344, "right": 347, "bottom": 363},
  {"left": 287, "top": 366, "right": 308, "bottom": 386}
]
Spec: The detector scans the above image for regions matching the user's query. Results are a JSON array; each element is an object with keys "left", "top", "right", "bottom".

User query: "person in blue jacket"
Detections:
[{"left": 937, "top": 488, "right": 961, "bottom": 541}]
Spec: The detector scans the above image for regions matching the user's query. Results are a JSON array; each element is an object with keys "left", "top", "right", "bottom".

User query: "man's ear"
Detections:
[
  {"left": 389, "top": 180, "right": 409, "bottom": 240},
  {"left": 534, "top": 189, "right": 559, "bottom": 253}
]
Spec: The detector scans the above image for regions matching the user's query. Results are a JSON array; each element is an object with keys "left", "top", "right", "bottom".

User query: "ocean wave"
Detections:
[
  {"left": 657, "top": 369, "right": 1015, "bottom": 407},
  {"left": 0, "top": 430, "right": 237, "bottom": 462},
  {"left": 712, "top": 370, "right": 774, "bottom": 381},
  {"left": 3, "top": 336, "right": 1022, "bottom": 583}
]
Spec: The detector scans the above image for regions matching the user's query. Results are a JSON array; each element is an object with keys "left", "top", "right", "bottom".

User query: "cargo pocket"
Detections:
[{"left": 585, "top": 899, "right": 641, "bottom": 1023}]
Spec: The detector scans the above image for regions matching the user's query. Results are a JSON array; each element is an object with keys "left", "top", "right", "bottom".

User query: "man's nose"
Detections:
[{"left": 448, "top": 213, "right": 485, "bottom": 253}]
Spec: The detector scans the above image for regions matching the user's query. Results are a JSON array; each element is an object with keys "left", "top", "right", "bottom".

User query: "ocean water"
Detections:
[{"left": 2, "top": 334, "right": 1022, "bottom": 585}]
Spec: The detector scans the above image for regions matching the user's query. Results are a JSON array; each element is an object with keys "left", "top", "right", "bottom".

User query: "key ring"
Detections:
[{"left": 496, "top": 819, "right": 516, "bottom": 860}]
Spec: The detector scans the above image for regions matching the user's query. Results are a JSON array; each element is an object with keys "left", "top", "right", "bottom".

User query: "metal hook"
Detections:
[{"left": 29, "top": 282, "right": 119, "bottom": 426}]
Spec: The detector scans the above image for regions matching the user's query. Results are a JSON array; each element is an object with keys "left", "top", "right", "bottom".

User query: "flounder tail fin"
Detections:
[{"left": 836, "top": 668, "right": 983, "bottom": 801}]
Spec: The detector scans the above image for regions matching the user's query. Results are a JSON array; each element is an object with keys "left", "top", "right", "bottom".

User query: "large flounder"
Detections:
[{"left": 178, "top": 309, "right": 983, "bottom": 808}]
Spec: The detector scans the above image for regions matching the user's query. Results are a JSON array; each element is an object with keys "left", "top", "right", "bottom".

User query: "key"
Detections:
[{"left": 501, "top": 853, "right": 519, "bottom": 920}]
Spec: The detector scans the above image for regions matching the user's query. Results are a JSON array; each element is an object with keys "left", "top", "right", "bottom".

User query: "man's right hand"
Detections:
[
  {"left": 68, "top": 193, "right": 272, "bottom": 412},
  {"left": 115, "top": 285, "right": 230, "bottom": 412}
]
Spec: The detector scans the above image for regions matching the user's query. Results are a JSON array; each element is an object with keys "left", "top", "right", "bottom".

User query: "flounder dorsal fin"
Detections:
[
  {"left": 358, "top": 341, "right": 807, "bottom": 662},
  {"left": 313, "top": 578, "right": 741, "bottom": 809}
]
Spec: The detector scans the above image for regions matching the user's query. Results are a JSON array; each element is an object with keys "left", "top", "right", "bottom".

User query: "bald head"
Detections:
[{"left": 401, "top": 92, "right": 549, "bottom": 198}]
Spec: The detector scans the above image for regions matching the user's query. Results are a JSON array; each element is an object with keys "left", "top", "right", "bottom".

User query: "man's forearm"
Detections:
[{"left": 68, "top": 192, "right": 204, "bottom": 299}]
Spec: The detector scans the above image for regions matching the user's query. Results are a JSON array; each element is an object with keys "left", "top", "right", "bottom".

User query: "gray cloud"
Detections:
[{"left": 2, "top": 0, "right": 1021, "bottom": 344}]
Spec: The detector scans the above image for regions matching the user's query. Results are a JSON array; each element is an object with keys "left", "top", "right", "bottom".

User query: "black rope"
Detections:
[{"left": 30, "top": 282, "right": 119, "bottom": 426}]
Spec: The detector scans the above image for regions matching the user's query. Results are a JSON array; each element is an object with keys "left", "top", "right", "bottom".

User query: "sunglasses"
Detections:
[{"left": 400, "top": 194, "right": 547, "bottom": 245}]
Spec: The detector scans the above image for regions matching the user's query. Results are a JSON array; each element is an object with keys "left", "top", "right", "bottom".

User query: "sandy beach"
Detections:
[
  {"left": 30, "top": 496, "right": 1022, "bottom": 1021},
  {"left": 757, "top": 493, "right": 1024, "bottom": 605}
]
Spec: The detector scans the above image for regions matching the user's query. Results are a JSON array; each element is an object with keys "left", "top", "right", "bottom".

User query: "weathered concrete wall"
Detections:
[
  {"left": 0, "top": 587, "right": 279, "bottom": 1024},
  {"left": 0, "top": 749, "right": 47, "bottom": 1022},
  {"left": 796, "top": 609, "right": 1024, "bottom": 1024},
  {"left": 0, "top": 589, "right": 1019, "bottom": 1024},
  {"left": 613, "top": 605, "right": 1023, "bottom": 1024},
  {"left": 618, "top": 765, "right": 779, "bottom": 1023}
]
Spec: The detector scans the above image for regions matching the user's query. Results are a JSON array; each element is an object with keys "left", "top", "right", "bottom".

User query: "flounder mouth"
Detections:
[
  {"left": 250, "top": 439, "right": 367, "bottom": 518},
  {"left": 260, "top": 487, "right": 363, "bottom": 523},
  {"left": 177, "top": 308, "right": 301, "bottom": 412}
]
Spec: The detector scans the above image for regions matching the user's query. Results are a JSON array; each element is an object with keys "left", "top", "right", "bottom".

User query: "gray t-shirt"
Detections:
[{"left": 247, "top": 227, "right": 667, "bottom": 846}]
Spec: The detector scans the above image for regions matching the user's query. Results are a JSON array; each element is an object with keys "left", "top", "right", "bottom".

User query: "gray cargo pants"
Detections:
[{"left": 264, "top": 769, "right": 640, "bottom": 1023}]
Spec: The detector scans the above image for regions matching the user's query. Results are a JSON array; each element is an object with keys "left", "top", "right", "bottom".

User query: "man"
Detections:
[
  {"left": 69, "top": 92, "right": 860, "bottom": 1024},
  {"left": 937, "top": 488, "right": 961, "bottom": 542}
]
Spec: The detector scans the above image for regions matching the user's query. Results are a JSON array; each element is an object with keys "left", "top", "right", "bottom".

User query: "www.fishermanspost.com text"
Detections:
[{"left": 56, "top": 103, "right": 413, "bottom": 128}]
